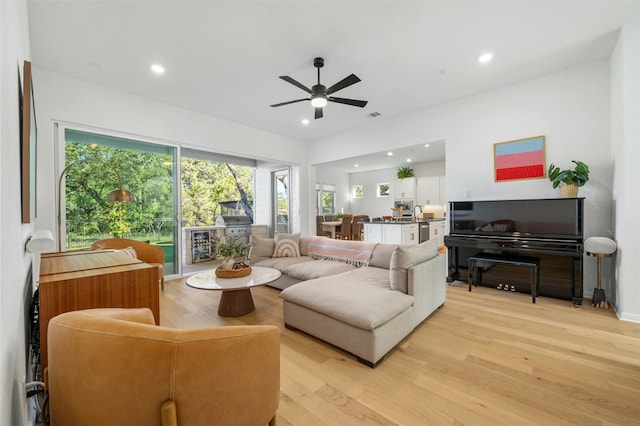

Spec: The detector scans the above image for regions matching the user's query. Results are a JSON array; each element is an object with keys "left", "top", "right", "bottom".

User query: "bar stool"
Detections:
[{"left": 585, "top": 237, "right": 617, "bottom": 309}]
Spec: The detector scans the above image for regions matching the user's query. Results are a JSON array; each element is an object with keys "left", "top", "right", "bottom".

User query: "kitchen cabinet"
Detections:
[
  {"left": 392, "top": 177, "right": 415, "bottom": 199},
  {"left": 401, "top": 223, "right": 419, "bottom": 245},
  {"left": 429, "top": 220, "right": 446, "bottom": 247},
  {"left": 363, "top": 223, "right": 382, "bottom": 243},
  {"left": 364, "top": 223, "right": 418, "bottom": 246},
  {"left": 416, "top": 176, "right": 446, "bottom": 205}
]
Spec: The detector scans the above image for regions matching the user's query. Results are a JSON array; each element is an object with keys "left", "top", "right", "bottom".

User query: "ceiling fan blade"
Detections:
[
  {"left": 270, "top": 98, "right": 309, "bottom": 107},
  {"left": 315, "top": 107, "right": 323, "bottom": 119},
  {"left": 326, "top": 74, "right": 361, "bottom": 95},
  {"left": 328, "top": 96, "right": 368, "bottom": 108},
  {"left": 279, "top": 76, "right": 312, "bottom": 94}
]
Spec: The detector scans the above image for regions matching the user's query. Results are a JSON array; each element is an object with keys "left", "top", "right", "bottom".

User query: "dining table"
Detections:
[{"left": 321, "top": 220, "right": 342, "bottom": 239}]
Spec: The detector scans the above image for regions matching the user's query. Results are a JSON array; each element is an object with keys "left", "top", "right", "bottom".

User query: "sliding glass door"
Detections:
[
  {"left": 273, "top": 168, "right": 290, "bottom": 234},
  {"left": 61, "top": 127, "right": 179, "bottom": 275}
]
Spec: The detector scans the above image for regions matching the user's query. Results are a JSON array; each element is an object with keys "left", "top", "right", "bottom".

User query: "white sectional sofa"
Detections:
[{"left": 250, "top": 235, "right": 446, "bottom": 367}]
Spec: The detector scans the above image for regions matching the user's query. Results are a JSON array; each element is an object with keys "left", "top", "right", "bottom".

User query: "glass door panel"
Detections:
[
  {"left": 180, "top": 149, "right": 256, "bottom": 274},
  {"left": 62, "top": 128, "right": 179, "bottom": 275},
  {"left": 273, "top": 169, "right": 290, "bottom": 234}
]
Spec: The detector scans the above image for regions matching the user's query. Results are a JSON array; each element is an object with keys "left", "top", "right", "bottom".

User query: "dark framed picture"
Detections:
[
  {"left": 21, "top": 60, "right": 37, "bottom": 223},
  {"left": 494, "top": 135, "right": 545, "bottom": 182}
]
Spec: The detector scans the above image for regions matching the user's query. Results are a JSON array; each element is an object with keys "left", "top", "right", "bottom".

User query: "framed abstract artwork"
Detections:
[
  {"left": 494, "top": 135, "right": 545, "bottom": 182},
  {"left": 21, "top": 60, "right": 37, "bottom": 223}
]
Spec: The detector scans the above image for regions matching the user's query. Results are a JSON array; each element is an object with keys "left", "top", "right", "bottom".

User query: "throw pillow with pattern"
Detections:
[
  {"left": 272, "top": 239, "right": 301, "bottom": 258},
  {"left": 275, "top": 232, "right": 301, "bottom": 244}
]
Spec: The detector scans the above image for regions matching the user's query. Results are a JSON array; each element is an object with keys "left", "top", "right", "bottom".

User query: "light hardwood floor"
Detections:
[{"left": 161, "top": 277, "right": 640, "bottom": 425}]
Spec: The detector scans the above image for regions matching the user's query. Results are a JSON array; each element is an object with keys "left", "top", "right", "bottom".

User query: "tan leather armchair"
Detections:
[
  {"left": 91, "top": 238, "right": 166, "bottom": 290},
  {"left": 45, "top": 308, "right": 280, "bottom": 426}
]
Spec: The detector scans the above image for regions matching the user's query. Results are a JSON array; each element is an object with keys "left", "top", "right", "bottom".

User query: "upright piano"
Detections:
[{"left": 445, "top": 198, "right": 584, "bottom": 305}]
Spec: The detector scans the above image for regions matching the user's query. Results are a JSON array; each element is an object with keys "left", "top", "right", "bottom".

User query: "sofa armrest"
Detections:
[{"left": 407, "top": 254, "right": 446, "bottom": 321}]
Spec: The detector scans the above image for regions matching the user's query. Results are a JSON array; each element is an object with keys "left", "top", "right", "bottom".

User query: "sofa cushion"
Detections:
[
  {"left": 273, "top": 239, "right": 301, "bottom": 258},
  {"left": 369, "top": 244, "right": 397, "bottom": 269},
  {"left": 280, "top": 267, "right": 413, "bottom": 331},
  {"left": 390, "top": 239, "right": 438, "bottom": 293},
  {"left": 283, "top": 259, "right": 356, "bottom": 281},
  {"left": 253, "top": 256, "right": 313, "bottom": 272},
  {"left": 249, "top": 236, "right": 275, "bottom": 263},
  {"left": 299, "top": 237, "right": 312, "bottom": 256}
]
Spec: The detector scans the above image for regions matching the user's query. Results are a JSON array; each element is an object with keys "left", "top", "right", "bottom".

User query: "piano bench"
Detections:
[{"left": 467, "top": 253, "right": 540, "bottom": 303}]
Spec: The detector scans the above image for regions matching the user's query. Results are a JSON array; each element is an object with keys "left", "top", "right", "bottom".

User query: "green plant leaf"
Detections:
[
  {"left": 547, "top": 160, "right": 589, "bottom": 188},
  {"left": 396, "top": 166, "right": 414, "bottom": 179}
]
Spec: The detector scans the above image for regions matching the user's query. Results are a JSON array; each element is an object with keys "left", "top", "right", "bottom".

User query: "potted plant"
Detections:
[
  {"left": 396, "top": 166, "right": 414, "bottom": 179},
  {"left": 217, "top": 236, "right": 250, "bottom": 270},
  {"left": 547, "top": 160, "right": 589, "bottom": 197}
]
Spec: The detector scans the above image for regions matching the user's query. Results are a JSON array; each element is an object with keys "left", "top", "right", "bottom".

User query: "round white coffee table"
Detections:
[{"left": 186, "top": 266, "right": 281, "bottom": 317}]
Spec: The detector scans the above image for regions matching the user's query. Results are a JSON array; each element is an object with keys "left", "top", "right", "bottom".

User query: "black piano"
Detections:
[{"left": 445, "top": 198, "right": 584, "bottom": 305}]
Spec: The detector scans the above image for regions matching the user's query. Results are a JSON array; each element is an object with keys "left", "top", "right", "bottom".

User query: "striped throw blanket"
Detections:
[{"left": 307, "top": 236, "right": 377, "bottom": 267}]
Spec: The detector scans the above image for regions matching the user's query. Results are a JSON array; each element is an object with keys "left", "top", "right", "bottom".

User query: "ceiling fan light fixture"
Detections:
[
  {"left": 311, "top": 96, "right": 328, "bottom": 108},
  {"left": 271, "top": 58, "right": 367, "bottom": 118}
]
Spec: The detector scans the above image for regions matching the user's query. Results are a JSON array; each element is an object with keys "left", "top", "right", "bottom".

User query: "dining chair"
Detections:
[
  {"left": 316, "top": 215, "right": 332, "bottom": 237},
  {"left": 338, "top": 215, "right": 353, "bottom": 240},
  {"left": 350, "top": 215, "right": 363, "bottom": 241}
]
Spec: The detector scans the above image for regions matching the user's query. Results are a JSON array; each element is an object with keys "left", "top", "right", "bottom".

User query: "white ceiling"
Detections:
[{"left": 27, "top": 1, "right": 640, "bottom": 171}]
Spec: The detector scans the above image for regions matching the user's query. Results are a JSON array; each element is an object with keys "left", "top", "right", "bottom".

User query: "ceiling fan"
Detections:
[{"left": 270, "top": 57, "right": 368, "bottom": 119}]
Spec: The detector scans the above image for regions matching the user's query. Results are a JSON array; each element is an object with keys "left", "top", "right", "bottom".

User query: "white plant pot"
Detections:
[{"left": 220, "top": 258, "right": 235, "bottom": 270}]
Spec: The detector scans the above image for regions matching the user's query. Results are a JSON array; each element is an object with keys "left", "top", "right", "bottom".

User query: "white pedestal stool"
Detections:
[{"left": 584, "top": 237, "right": 617, "bottom": 309}]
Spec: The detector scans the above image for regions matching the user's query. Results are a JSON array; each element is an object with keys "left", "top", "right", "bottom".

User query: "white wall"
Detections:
[
  {"left": 315, "top": 166, "right": 351, "bottom": 215},
  {"left": 0, "top": 1, "right": 36, "bottom": 424},
  {"left": 32, "top": 68, "right": 311, "bottom": 243},
  {"left": 311, "top": 61, "right": 619, "bottom": 304},
  {"left": 611, "top": 22, "right": 640, "bottom": 322},
  {"left": 348, "top": 167, "right": 395, "bottom": 218}
]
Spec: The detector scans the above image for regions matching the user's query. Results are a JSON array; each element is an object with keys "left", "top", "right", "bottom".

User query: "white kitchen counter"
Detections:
[{"left": 363, "top": 222, "right": 419, "bottom": 246}]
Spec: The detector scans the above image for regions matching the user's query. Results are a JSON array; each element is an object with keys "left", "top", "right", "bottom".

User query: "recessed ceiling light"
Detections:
[
  {"left": 354, "top": 164, "right": 359, "bottom": 168},
  {"left": 406, "top": 158, "right": 412, "bottom": 163},
  {"left": 424, "top": 144, "right": 430, "bottom": 148},
  {"left": 478, "top": 52, "right": 494, "bottom": 64},
  {"left": 150, "top": 64, "right": 165, "bottom": 74},
  {"left": 301, "top": 119, "right": 310, "bottom": 125},
  {"left": 386, "top": 151, "right": 393, "bottom": 157}
]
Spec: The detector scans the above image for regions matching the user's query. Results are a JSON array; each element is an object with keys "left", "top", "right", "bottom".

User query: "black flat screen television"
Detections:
[{"left": 448, "top": 198, "right": 584, "bottom": 240}]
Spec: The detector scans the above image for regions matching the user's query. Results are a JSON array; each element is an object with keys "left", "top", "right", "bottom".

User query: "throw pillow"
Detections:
[
  {"left": 389, "top": 239, "right": 438, "bottom": 293},
  {"left": 272, "top": 239, "right": 301, "bottom": 258},
  {"left": 249, "top": 235, "right": 275, "bottom": 261},
  {"left": 118, "top": 246, "right": 138, "bottom": 259},
  {"left": 275, "top": 232, "right": 301, "bottom": 244}
]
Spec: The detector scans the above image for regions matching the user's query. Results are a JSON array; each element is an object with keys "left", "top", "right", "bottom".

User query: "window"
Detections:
[
  {"left": 377, "top": 183, "right": 390, "bottom": 197},
  {"left": 352, "top": 185, "right": 364, "bottom": 198},
  {"left": 316, "top": 183, "right": 336, "bottom": 215}
]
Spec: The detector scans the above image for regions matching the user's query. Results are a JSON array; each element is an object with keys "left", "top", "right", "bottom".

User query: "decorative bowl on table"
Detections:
[{"left": 215, "top": 264, "right": 252, "bottom": 279}]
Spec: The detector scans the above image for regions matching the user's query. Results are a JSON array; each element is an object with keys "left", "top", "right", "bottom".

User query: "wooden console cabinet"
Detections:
[{"left": 38, "top": 250, "right": 159, "bottom": 370}]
